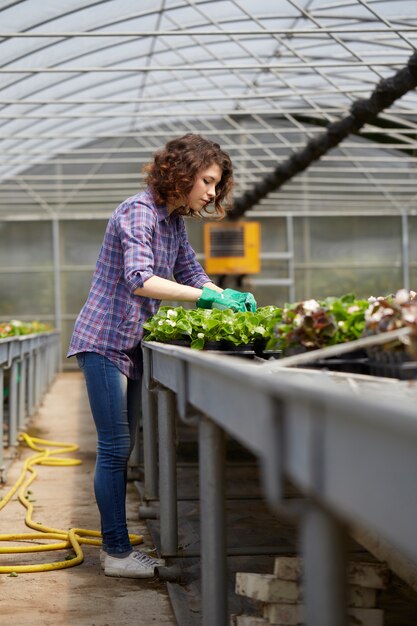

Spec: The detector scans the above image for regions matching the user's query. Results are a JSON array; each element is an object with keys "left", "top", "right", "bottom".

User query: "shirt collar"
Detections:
[
  {"left": 144, "top": 187, "right": 171, "bottom": 222},
  {"left": 156, "top": 203, "right": 170, "bottom": 222}
]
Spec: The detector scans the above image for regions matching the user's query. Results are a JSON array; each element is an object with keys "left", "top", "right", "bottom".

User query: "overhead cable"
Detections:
[{"left": 228, "top": 51, "right": 417, "bottom": 220}]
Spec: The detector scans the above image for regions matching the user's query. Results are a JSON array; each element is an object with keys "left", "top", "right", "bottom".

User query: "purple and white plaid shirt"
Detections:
[{"left": 67, "top": 188, "right": 210, "bottom": 378}]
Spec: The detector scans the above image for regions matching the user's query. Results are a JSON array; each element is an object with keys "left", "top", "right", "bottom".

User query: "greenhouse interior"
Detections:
[{"left": 2, "top": 1, "right": 417, "bottom": 625}]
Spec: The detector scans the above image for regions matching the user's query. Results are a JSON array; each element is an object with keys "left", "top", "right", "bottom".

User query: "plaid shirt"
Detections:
[{"left": 67, "top": 188, "right": 210, "bottom": 378}]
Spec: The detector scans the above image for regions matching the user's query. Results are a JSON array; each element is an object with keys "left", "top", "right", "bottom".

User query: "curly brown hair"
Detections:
[{"left": 143, "top": 134, "right": 234, "bottom": 218}]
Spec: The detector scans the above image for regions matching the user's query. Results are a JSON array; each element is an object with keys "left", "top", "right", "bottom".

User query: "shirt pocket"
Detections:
[
  {"left": 116, "top": 302, "right": 142, "bottom": 338},
  {"left": 153, "top": 224, "right": 180, "bottom": 279}
]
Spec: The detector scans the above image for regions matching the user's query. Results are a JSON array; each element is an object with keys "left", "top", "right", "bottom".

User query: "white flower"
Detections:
[
  {"left": 197, "top": 332, "right": 204, "bottom": 338},
  {"left": 347, "top": 305, "right": 359, "bottom": 314},
  {"left": 294, "top": 314, "right": 302, "bottom": 327},
  {"left": 395, "top": 289, "right": 410, "bottom": 305},
  {"left": 158, "top": 320, "right": 164, "bottom": 326},
  {"left": 365, "top": 307, "right": 384, "bottom": 323},
  {"left": 368, "top": 296, "right": 377, "bottom": 303},
  {"left": 302, "top": 299, "right": 320, "bottom": 313},
  {"left": 167, "top": 309, "right": 178, "bottom": 318},
  {"left": 403, "top": 310, "right": 416, "bottom": 323}
]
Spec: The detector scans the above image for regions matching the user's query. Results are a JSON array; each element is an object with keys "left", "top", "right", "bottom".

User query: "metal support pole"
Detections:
[
  {"left": 27, "top": 353, "right": 34, "bottom": 417},
  {"left": 50, "top": 339, "right": 55, "bottom": 383},
  {"left": 42, "top": 343, "right": 48, "bottom": 392},
  {"left": 401, "top": 211, "right": 410, "bottom": 291},
  {"left": 18, "top": 357, "right": 27, "bottom": 430},
  {"left": 45, "top": 340, "right": 52, "bottom": 387},
  {"left": 34, "top": 349, "right": 41, "bottom": 409},
  {"left": 142, "top": 377, "right": 159, "bottom": 501},
  {"left": 0, "top": 367, "right": 4, "bottom": 472},
  {"left": 52, "top": 218, "right": 62, "bottom": 370},
  {"left": 301, "top": 504, "right": 348, "bottom": 626},
  {"left": 199, "top": 416, "right": 228, "bottom": 626},
  {"left": 51, "top": 335, "right": 59, "bottom": 380},
  {"left": 158, "top": 387, "right": 178, "bottom": 556},
  {"left": 39, "top": 348, "right": 44, "bottom": 397},
  {"left": 8, "top": 359, "right": 18, "bottom": 446},
  {"left": 287, "top": 214, "right": 296, "bottom": 302}
]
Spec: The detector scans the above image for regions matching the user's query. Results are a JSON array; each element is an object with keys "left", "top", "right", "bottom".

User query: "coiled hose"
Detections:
[{"left": 0, "top": 432, "right": 142, "bottom": 573}]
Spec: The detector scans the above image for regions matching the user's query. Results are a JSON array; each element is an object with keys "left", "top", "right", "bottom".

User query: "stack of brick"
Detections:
[{"left": 233, "top": 556, "right": 389, "bottom": 626}]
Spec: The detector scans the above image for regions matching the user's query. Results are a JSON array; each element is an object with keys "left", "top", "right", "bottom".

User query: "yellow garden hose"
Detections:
[{"left": 0, "top": 432, "right": 143, "bottom": 574}]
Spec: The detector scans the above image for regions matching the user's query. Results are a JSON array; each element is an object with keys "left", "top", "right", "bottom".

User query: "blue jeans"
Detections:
[{"left": 76, "top": 352, "right": 141, "bottom": 556}]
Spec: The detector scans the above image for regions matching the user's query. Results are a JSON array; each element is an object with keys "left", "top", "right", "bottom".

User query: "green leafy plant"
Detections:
[
  {"left": 321, "top": 293, "right": 369, "bottom": 344},
  {"left": 143, "top": 305, "right": 282, "bottom": 350}
]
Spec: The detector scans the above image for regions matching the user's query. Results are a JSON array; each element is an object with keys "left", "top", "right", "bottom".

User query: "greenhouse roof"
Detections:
[{"left": 1, "top": 0, "right": 417, "bottom": 219}]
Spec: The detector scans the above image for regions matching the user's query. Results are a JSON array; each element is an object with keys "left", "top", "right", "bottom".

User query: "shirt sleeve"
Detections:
[
  {"left": 115, "top": 199, "right": 156, "bottom": 292},
  {"left": 173, "top": 217, "right": 210, "bottom": 288}
]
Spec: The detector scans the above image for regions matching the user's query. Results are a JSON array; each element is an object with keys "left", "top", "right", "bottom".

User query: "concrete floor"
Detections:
[{"left": 0, "top": 372, "right": 176, "bottom": 626}]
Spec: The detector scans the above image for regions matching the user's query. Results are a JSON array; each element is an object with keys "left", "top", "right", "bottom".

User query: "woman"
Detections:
[{"left": 67, "top": 133, "right": 256, "bottom": 579}]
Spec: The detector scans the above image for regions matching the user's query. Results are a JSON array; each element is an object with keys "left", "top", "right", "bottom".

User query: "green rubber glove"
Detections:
[
  {"left": 223, "top": 288, "right": 257, "bottom": 312},
  {"left": 197, "top": 287, "right": 247, "bottom": 312}
]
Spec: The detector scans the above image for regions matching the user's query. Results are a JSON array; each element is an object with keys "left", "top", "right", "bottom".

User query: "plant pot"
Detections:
[{"left": 253, "top": 338, "right": 267, "bottom": 356}]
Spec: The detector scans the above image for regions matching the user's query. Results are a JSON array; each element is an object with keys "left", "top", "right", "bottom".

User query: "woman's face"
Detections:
[{"left": 186, "top": 163, "right": 222, "bottom": 212}]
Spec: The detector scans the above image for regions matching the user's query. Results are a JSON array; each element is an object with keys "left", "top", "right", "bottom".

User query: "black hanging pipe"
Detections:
[{"left": 228, "top": 50, "right": 417, "bottom": 220}]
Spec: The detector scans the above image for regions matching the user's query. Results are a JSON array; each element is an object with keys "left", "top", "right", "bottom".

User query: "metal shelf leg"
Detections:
[
  {"left": 199, "top": 416, "right": 228, "bottom": 626},
  {"left": 158, "top": 387, "right": 178, "bottom": 556},
  {"left": 301, "top": 504, "right": 348, "bottom": 626}
]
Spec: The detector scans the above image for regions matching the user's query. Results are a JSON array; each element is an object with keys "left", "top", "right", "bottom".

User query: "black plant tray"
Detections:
[
  {"left": 203, "top": 341, "right": 256, "bottom": 359},
  {"left": 366, "top": 349, "right": 417, "bottom": 380},
  {"left": 284, "top": 347, "right": 370, "bottom": 376},
  {"left": 160, "top": 339, "right": 281, "bottom": 360},
  {"left": 311, "top": 349, "right": 370, "bottom": 375}
]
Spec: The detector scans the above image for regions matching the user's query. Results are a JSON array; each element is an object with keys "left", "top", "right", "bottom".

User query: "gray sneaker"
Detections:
[
  {"left": 101, "top": 549, "right": 165, "bottom": 570},
  {"left": 104, "top": 551, "right": 160, "bottom": 578}
]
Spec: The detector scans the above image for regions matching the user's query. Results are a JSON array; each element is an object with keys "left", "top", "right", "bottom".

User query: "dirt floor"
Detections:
[{"left": 0, "top": 372, "right": 177, "bottom": 626}]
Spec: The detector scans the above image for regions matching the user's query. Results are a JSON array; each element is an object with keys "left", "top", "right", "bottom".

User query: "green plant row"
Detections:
[
  {"left": 143, "top": 305, "right": 282, "bottom": 350},
  {"left": 0, "top": 320, "right": 52, "bottom": 339},
  {"left": 143, "top": 290, "right": 417, "bottom": 353},
  {"left": 143, "top": 294, "right": 369, "bottom": 351}
]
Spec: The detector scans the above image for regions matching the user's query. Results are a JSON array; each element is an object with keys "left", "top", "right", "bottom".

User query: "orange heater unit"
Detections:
[{"left": 203, "top": 221, "right": 260, "bottom": 275}]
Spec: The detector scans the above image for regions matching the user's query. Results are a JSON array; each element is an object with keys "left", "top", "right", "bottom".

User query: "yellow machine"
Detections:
[{"left": 203, "top": 221, "right": 261, "bottom": 275}]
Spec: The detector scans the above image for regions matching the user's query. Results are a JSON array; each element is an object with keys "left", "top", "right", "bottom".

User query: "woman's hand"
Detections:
[
  {"left": 197, "top": 287, "right": 250, "bottom": 312},
  {"left": 222, "top": 288, "right": 257, "bottom": 312}
]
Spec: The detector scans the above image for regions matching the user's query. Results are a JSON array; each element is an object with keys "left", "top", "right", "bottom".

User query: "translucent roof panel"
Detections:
[{"left": 0, "top": 0, "right": 417, "bottom": 218}]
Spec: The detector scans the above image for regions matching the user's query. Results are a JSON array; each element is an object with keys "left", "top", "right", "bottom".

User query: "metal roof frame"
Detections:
[{"left": 0, "top": 0, "right": 416, "bottom": 219}]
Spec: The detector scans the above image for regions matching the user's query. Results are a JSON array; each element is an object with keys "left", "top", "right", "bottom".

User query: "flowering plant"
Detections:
[
  {"left": 364, "top": 289, "right": 417, "bottom": 357},
  {"left": 266, "top": 293, "right": 369, "bottom": 352}
]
